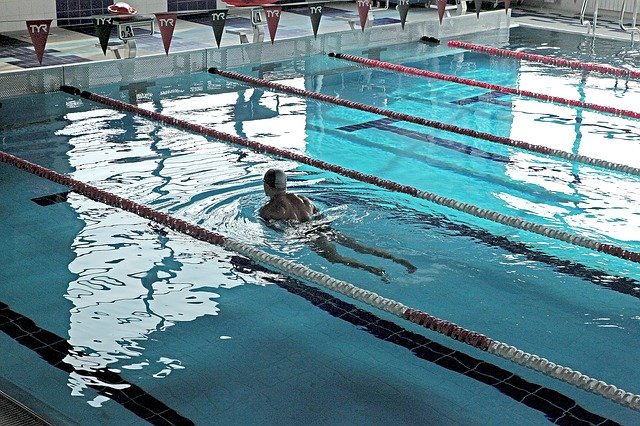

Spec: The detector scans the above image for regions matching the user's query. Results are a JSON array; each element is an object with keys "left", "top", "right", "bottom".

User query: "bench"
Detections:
[{"left": 92, "top": 15, "right": 154, "bottom": 58}]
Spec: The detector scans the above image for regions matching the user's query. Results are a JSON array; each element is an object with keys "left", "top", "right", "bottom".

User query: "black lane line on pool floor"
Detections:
[
  {"left": 453, "top": 90, "right": 513, "bottom": 107},
  {"left": 66, "top": 85, "right": 640, "bottom": 264},
  {"left": 228, "top": 255, "right": 618, "bottom": 425},
  {"left": 337, "top": 118, "right": 511, "bottom": 163},
  {"left": 211, "top": 67, "right": 640, "bottom": 179},
  {"left": 306, "top": 121, "right": 576, "bottom": 206},
  {"left": 332, "top": 189, "right": 640, "bottom": 300},
  {"left": 31, "top": 191, "right": 70, "bottom": 206},
  {"left": 0, "top": 302, "right": 194, "bottom": 426},
  {"left": 411, "top": 211, "right": 640, "bottom": 299},
  {"left": 330, "top": 53, "right": 640, "bottom": 121}
]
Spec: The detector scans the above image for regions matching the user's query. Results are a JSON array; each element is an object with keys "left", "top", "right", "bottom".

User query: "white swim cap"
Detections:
[{"left": 264, "top": 168, "right": 287, "bottom": 190}]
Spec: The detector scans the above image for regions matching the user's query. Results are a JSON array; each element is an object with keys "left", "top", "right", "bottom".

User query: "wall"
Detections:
[{"left": 0, "top": 0, "right": 57, "bottom": 32}]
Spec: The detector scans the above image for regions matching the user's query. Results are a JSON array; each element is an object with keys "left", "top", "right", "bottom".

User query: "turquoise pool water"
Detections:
[{"left": 1, "top": 26, "right": 640, "bottom": 424}]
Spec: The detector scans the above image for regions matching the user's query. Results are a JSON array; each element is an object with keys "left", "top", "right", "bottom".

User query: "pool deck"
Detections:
[{"left": 0, "top": 1, "right": 636, "bottom": 79}]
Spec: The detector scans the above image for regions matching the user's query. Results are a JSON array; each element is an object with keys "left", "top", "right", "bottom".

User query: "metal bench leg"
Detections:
[
  {"left": 124, "top": 40, "right": 137, "bottom": 59},
  {"left": 253, "top": 26, "right": 264, "bottom": 42}
]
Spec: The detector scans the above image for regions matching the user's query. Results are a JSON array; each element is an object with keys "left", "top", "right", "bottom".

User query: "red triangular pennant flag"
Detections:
[
  {"left": 308, "top": 4, "right": 323, "bottom": 38},
  {"left": 209, "top": 9, "right": 228, "bottom": 48},
  {"left": 356, "top": 0, "right": 371, "bottom": 31},
  {"left": 155, "top": 13, "right": 178, "bottom": 55},
  {"left": 504, "top": 0, "right": 511, "bottom": 13},
  {"left": 26, "top": 20, "right": 52, "bottom": 65},
  {"left": 437, "top": 0, "right": 446, "bottom": 24},
  {"left": 264, "top": 6, "right": 282, "bottom": 44}
]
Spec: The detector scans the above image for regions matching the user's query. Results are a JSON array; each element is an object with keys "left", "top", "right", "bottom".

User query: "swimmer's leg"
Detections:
[
  {"left": 331, "top": 231, "right": 417, "bottom": 273},
  {"left": 308, "top": 236, "right": 388, "bottom": 281}
]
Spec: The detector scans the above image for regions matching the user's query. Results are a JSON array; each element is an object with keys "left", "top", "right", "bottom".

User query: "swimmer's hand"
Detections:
[
  {"left": 362, "top": 265, "right": 389, "bottom": 283},
  {"left": 402, "top": 260, "right": 417, "bottom": 274}
]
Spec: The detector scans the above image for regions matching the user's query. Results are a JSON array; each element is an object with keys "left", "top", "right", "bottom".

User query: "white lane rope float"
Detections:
[
  {"left": 209, "top": 67, "right": 640, "bottom": 178},
  {"left": 1, "top": 148, "right": 638, "bottom": 411},
  {"left": 59, "top": 85, "right": 640, "bottom": 264}
]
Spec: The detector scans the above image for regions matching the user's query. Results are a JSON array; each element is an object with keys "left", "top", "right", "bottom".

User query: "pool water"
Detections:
[{"left": 1, "top": 26, "right": 640, "bottom": 424}]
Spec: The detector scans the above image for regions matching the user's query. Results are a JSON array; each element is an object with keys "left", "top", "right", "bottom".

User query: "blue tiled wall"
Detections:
[
  {"left": 56, "top": 1, "right": 219, "bottom": 26},
  {"left": 167, "top": 0, "right": 218, "bottom": 12},
  {"left": 56, "top": 0, "right": 114, "bottom": 26}
]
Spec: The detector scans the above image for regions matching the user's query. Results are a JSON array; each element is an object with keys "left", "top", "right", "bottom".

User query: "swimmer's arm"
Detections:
[{"left": 298, "top": 195, "right": 319, "bottom": 215}]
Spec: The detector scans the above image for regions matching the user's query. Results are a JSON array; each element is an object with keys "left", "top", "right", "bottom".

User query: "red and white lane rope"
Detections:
[
  {"left": 329, "top": 53, "right": 640, "bottom": 121},
  {"left": 2, "top": 147, "right": 639, "bottom": 411},
  {"left": 210, "top": 67, "right": 640, "bottom": 177},
  {"left": 59, "top": 85, "right": 640, "bottom": 264},
  {"left": 448, "top": 40, "right": 640, "bottom": 80}
]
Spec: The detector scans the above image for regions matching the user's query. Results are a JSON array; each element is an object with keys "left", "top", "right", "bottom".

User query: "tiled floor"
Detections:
[{"left": 511, "top": 6, "right": 638, "bottom": 39}]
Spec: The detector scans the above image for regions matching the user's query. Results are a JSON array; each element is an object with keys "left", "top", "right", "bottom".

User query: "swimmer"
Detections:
[{"left": 259, "top": 168, "right": 416, "bottom": 279}]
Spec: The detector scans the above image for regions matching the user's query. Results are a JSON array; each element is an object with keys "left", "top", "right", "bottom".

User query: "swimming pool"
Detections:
[{"left": 1, "top": 25, "right": 640, "bottom": 424}]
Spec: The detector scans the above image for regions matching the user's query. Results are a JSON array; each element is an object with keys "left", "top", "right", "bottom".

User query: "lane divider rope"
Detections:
[
  {"left": 58, "top": 85, "right": 640, "bottom": 264},
  {"left": 329, "top": 52, "right": 640, "bottom": 121},
  {"left": 209, "top": 67, "right": 640, "bottom": 177},
  {"left": 2, "top": 148, "right": 639, "bottom": 411},
  {"left": 447, "top": 40, "right": 640, "bottom": 80}
]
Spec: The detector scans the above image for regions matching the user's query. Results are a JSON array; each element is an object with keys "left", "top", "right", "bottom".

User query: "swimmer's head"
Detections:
[{"left": 263, "top": 168, "right": 287, "bottom": 193}]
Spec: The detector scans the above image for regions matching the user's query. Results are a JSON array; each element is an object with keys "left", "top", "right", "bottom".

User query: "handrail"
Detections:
[
  {"left": 619, "top": 0, "right": 640, "bottom": 42},
  {"left": 580, "top": 0, "right": 600, "bottom": 35}
]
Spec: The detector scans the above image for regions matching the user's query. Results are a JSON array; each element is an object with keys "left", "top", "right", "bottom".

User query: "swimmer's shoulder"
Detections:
[{"left": 259, "top": 200, "right": 287, "bottom": 221}]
